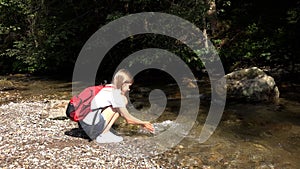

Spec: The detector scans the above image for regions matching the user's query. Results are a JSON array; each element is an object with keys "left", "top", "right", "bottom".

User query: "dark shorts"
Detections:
[{"left": 79, "top": 114, "right": 106, "bottom": 140}]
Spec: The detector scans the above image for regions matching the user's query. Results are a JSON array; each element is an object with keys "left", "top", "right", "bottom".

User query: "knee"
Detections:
[
  {"left": 114, "top": 111, "right": 120, "bottom": 118},
  {"left": 102, "top": 107, "right": 119, "bottom": 118}
]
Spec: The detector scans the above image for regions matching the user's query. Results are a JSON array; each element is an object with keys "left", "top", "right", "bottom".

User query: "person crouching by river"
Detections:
[{"left": 81, "top": 69, "right": 155, "bottom": 143}]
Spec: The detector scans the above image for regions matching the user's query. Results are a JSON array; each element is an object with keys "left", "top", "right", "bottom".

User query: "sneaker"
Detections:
[{"left": 96, "top": 131, "right": 123, "bottom": 143}]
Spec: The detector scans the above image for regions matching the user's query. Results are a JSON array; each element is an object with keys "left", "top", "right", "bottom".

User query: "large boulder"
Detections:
[{"left": 222, "top": 67, "right": 280, "bottom": 103}]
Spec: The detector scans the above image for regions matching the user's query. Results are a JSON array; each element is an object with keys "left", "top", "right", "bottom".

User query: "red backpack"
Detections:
[{"left": 66, "top": 85, "right": 111, "bottom": 122}]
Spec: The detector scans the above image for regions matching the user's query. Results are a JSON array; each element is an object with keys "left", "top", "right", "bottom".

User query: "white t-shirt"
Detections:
[
  {"left": 91, "top": 86, "right": 126, "bottom": 109},
  {"left": 82, "top": 86, "right": 126, "bottom": 125}
]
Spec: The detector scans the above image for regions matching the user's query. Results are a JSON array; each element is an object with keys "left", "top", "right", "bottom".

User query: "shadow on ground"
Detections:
[{"left": 64, "top": 128, "right": 91, "bottom": 140}]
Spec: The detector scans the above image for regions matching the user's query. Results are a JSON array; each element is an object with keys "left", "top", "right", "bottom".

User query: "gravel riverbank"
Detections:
[{"left": 0, "top": 101, "right": 175, "bottom": 168}]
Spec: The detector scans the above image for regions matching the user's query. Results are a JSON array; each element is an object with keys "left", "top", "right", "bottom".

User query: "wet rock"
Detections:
[
  {"left": 217, "top": 67, "right": 280, "bottom": 103},
  {"left": 179, "top": 155, "right": 203, "bottom": 167},
  {"left": 208, "top": 152, "right": 224, "bottom": 163}
]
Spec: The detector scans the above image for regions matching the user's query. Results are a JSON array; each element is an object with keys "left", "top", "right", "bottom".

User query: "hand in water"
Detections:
[{"left": 143, "top": 122, "right": 155, "bottom": 133}]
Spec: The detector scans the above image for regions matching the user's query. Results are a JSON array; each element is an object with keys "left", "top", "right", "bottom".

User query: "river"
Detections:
[{"left": 1, "top": 74, "right": 299, "bottom": 168}]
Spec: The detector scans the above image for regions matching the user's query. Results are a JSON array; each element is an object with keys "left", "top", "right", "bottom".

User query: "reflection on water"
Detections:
[
  {"left": 1, "top": 75, "right": 299, "bottom": 168},
  {"left": 128, "top": 81, "right": 300, "bottom": 168},
  {"left": 135, "top": 98, "right": 300, "bottom": 168}
]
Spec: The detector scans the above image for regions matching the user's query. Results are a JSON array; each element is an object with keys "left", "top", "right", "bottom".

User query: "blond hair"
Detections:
[{"left": 112, "top": 69, "right": 133, "bottom": 89}]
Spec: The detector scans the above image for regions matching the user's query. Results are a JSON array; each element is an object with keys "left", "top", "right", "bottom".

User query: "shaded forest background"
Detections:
[{"left": 0, "top": 0, "right": 299, "bottom": 82}]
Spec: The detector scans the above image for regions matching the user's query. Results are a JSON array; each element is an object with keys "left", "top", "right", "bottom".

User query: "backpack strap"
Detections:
[
  {"left": 91, "top": 105, "right": 111, "bottom": 113},
  {"left": 89, "top": 85, "right": 114, "bottom": 138},
  {"left": 91, "top": 105, "right": 112, "bottom": 125}
]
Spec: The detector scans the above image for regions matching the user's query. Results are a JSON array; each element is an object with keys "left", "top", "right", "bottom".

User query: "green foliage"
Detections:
[
  {"left": 216, "top": 0, "right": 299, "bottom": 73},
  {"left": 0, "top": 0, "right": 298, "bottom": 77},
  {"left": 0, "top": 0, "right": 106, "bottom": 74}
]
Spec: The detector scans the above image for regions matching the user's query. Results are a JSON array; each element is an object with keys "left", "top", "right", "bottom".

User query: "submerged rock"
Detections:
[{"left": 218, "top": 67, "right": 280, "bottom": 103}]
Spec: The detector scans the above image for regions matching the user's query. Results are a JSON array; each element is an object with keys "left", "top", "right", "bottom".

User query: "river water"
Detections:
[{"left": 1, "top": 75, "right": 299, "bottom": 168}]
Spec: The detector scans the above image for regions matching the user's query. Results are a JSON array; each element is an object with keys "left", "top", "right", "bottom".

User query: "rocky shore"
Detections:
[{"left": 0, "top": 101, "right": 175, "bottom": 168}]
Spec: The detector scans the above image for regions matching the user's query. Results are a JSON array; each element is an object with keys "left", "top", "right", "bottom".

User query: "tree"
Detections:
[{"left": 0, "top": 0, "right": 298, "bottom": 78}]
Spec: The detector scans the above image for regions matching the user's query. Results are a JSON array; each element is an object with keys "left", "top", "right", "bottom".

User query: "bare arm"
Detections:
[{"left": 117, "top": 107, "right": 154, "bottom": 132}]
